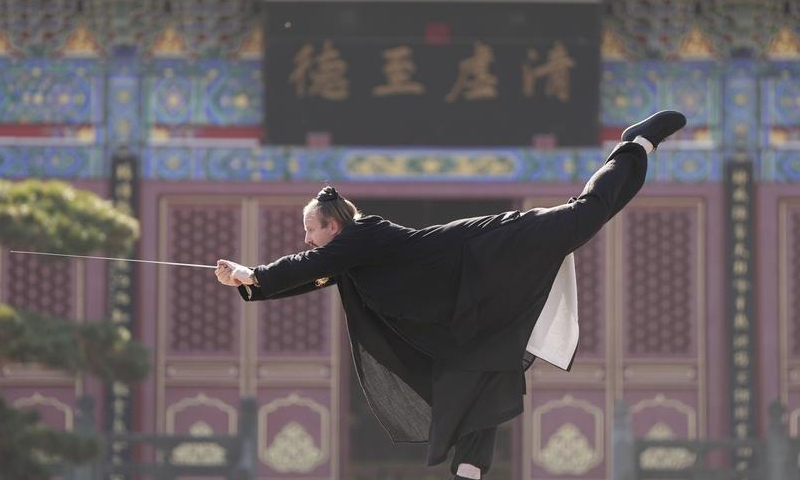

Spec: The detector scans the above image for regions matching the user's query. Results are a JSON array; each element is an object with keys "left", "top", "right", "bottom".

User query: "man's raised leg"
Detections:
[{"left": 567, "top": 110, "right": 687, "bottom": 251}]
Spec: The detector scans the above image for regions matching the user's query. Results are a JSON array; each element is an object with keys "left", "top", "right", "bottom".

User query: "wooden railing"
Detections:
[
  {"left": 613, "top": 400, "right": 800, "bottom": 480},
  {"left": 59, "top": 395, "right": 257, "bottom": 480}
]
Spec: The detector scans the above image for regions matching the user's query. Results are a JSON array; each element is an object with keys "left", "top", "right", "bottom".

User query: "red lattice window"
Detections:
[
  {"left": 575, "top": 234, "right": 605, "bottom": 355},
  {"left": 625, "top": 208, "right": 695, "bottom": 356},
  {"left": 4, "top": 253, "right": 74, "bottom": 319},
  {"left": 789, "top": 210, "right": 800, "bottom": 357},
  {"left": 167, "top": 205, "right": 241, "bottom": 354},
  {"left": 258, "top": 206, "right": 328, "bottom": 355}
]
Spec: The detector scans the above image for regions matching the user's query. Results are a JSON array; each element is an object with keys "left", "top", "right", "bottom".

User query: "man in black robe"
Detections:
[{"left": 215, "top": 111, "right": 687, "bottom": 479}]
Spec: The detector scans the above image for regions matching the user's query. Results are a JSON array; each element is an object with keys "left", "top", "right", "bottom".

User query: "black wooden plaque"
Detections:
[{"left": 263, "top": 1, "right": 600, "bottom": 147}]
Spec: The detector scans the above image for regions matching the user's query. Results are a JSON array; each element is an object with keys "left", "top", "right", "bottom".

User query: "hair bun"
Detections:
[{"left": 316, "top": 186, "right": 339, "bottom": 202}]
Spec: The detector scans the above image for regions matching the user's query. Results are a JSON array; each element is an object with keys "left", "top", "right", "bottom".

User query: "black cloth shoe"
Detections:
[{"left": 621, "top": 110, "right": 687, "bottom": 149}]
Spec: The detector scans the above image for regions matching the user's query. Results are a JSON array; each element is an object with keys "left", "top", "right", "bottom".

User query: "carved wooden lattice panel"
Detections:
[
  {"left": 624, "top": 207, "right": 696, "bottom": 356},
  {"left": 4, "top": 253, "right": 74, "bottom": 319},
  {"left": 0, "top": 250, "right": 80, "bottom": 423},
  {"left": 575, "top": 234, "right": 605, "bottom": 356},
  {"left": 157, "top": 199, "right": 244, "bottom": 442},
  {"left": 789, "top": 208, "right": 800, "bottom": 357},
  {"left": 258, "top": 205, "right": 329, "bottom": 356},
  {"left": 6, "top": 389, "right": 77, "bottom": 432},
  {"left": 528, "top": 392, "right": 606, "bottom": 479},
  {"left": 164, "top": 389, "right": 239, "bottom": 466},
  {"left": 253, "top": 200, "right": 339, "bottom": 479},
  {"left": 0, "top": 228, "right": 87, "bottom": 441},
  {"left": 166, "top": 203, "right": 242, "bottom": 354},
  {"left": 781, "top": 199, "right": 800, "bottom": 436},
  {"left": 618, "top": 198, "right": 707, "bottom": 468}
]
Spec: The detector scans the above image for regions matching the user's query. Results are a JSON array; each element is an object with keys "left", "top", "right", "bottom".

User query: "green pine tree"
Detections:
[{"left": 0, "top": 179, "right": 147, "bottom": 479}]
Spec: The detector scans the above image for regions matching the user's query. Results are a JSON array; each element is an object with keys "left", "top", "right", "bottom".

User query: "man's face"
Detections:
[{"left": 303, "top": 210, "right": 340, "bottom": 248}]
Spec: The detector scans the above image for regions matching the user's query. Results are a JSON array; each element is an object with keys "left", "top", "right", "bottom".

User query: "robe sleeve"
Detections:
[
  {"left": 250, "top": 228, "right": 373, "bottom": 298},
  {"left": 237, "top": 276, "right": 339, "bottom": 302}
]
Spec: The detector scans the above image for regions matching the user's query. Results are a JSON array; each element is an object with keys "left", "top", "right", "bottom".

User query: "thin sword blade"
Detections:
[{"left": 8, "top": 250, "right": 217, "bottom": 269}]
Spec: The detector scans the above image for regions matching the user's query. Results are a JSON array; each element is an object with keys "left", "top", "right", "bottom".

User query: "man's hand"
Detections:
[{"left": 215, "top": 260, "right": 255, "bottom": 286}]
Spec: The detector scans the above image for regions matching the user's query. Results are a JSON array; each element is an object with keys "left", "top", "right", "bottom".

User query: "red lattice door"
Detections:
[
  {"left": 249, "top": 198, "right": 342, "bottom": 479},
  {"left": 154, "top": 195, "right": 342, "bottom": 479},
  {"left": 759, "top": 190, "right": 800, "bottom": 438},
  {"left": 0, "top": 230, "right": 110, "bottom": 448},
  {"left": 155, "top": 197, "right": 246, "bottom": 458},
  {"left": 520, "top": 193, "right": 726, "bottom": 480}
]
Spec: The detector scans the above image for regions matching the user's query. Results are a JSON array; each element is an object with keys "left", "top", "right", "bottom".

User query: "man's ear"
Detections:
[{"left": 329, "top": 218, "right": 342, "bottom": 235}]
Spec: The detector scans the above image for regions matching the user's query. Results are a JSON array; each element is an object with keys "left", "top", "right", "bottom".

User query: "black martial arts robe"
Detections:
[{"left": 237, "top": 141, "right": 648, "bottom": 470}]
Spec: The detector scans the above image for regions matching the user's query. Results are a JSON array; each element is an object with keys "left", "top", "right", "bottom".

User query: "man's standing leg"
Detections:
[{"left": 451, "top": 427, "right": 498, "bottom": 479}]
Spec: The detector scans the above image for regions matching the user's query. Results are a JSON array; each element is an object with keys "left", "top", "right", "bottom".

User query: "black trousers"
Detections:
[{"left": 451, "top": 426, "right": 498, "bottom": 475}]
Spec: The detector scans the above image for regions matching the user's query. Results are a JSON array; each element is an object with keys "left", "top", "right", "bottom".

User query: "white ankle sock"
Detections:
[
  {"left": 456, "top": 463, "right": 481, "bottom": 479},
  {"left": 633, "top": 135, "right": 654, "bottom": 154}
]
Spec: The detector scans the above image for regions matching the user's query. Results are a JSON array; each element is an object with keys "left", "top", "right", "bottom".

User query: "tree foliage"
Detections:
[
  {"left": 0, "top": 179, "right": 139, "bottom": 256},
  {"left": 0, "top": 396, "right": 100, "bottom": 480},
  {"left": 0, "top": 180, "right": 147, "bottom": 479},
  {"left": 0, "top": 306, "right": 150, "bottom": 385}
]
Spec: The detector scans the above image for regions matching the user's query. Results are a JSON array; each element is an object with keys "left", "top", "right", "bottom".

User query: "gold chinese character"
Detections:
[
  {"left": 734, "top": 388, "right": 750, "bottom": 402},
  {"left": 733, "top": 334, "right": 749, "bottom": 348},
  {"left": 735, "top": 295, "right": 747, "bottom": 311},
  {"left": 734, "top": 351, "right": 750, "bottom": 367},
  {"left": 731, "top": 169, "right": 749, "bottom": 185},
  {"left": 289, "top": 40, "right": 350, "bottom": 101},
  {"left": 522, "top": 41, "right": 575, "bottom": 101},
  {"left": 734, "top": 406, "right": 749, "bottom": 420},
  {"left": 114, "top": 260, "right": 132, "bottom": 271},
  {"left": 733, "top": 259, "right": 748, "bottom": 275},
  {"left": 734, "top": 312, "right": 749, "bottom": 329},
  {"left": 115, "top": 164, "right": 133, "bottom": 180},
  {"left": 310, "top": 40, "right": 349, "bottom": 100},
  {"left": 289, "top": 43, "right": 315, "bottom": 97},
  {"left": 445, "top": 41, "right": 497, "bottom": 103},
  {"left": 732, "top": 186, "right": 749, "bottom": 203},
  {"left": 733, "top": 242, "right": 750, "bottom": 259},
  {"left": 733, "top": 278, "right": 751, "bottom": 293},
  {"left": 111, "top": 308, "right": 127, "bottom": 323},
  {"left": 114, "top": 203, "right": 132, "bottom": 216},
  {"left": 113, "top": 382, "right": 130, "bottom": 396},
  {"left": 115, "top": 183, "right": 132, "bottom": 200},
  {"left": 372, "top": 45, "right": 425, "bottom": 97},
  {"left": 737, "top": 446, "right": 753, "bottom": 457},
  {"left": 734, "top": 224, "right": 747, "bottom": 241},
  {"left": 115, "top": 291, "right": 131, "bottom": 305},
  {"left": 731, "top": 205, "right": 748, "bottom": 221},
  {"left": 112, "top": 275, "right": 131, "bottom": 289}
]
